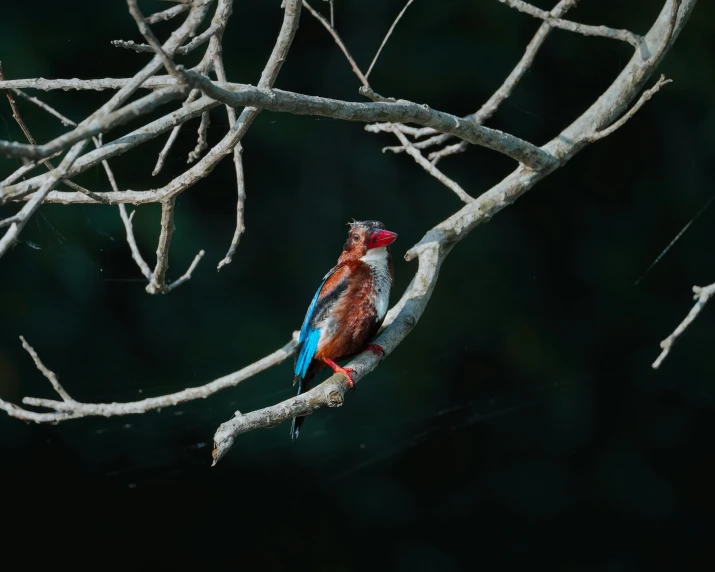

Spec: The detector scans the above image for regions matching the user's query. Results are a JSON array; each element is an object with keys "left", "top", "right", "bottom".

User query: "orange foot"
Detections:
[
  {"left": 365, "top": 343, "right": 385, "bottom": 358},
  {"left": 323, "top": 358, "right": 356, "bottom": 390}
]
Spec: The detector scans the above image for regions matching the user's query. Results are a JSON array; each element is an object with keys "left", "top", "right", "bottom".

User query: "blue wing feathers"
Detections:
[
  {"left": 295, "top": 328, "right": 320, "bottom": 379},
  {"left": 295, "top": 269, "right": 334, "bottom": 379},
  {"left": 294, "top": 266, "right": 347, "bottom": 380}
]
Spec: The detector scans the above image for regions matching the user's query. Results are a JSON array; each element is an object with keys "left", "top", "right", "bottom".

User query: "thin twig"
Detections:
[
  {"left": 366, "top": 0, "right": 415, "bottom": 78},
  {"left": 153, "top": 89, "right": 201, "bottom": 175},
  {"left": 126, "top": 0, "right": 181, "bottom": 77},
  {"left": 586, "top": 75, "right": 672, "bottom": 142},
  {"left": 213, "top": 52, "right": 246, "bottom": 271},
  {"left": 0, "top": 69, "right": 107, "bottom": 203},
  {"left": 11, "top": 88, "right": 76, "bottom": 126},
  {"left": 119, "top": 206, "right": 153, "bottom": 281},
  {"left": 0, "top": 335, "right": 299, "bottom": 423},
  {"left": 187, "top": 110, "right": 210, "bottom": 162},
  {"left": 303, "top": 1, "right": 369, "bottom": 87},
  {"left": 499, "top": 0, "right": 644, "bottom": 49},
  {"left": 19, "top": 336, "right": 74, "bottom": 402},
  {"left": 652, "top": 282, "right": 715, "bottom": 369},
  {"left": 167, "top": 249, "right": 205, "bottom": 290},
  {"left": 368, "top": 0, "right": 580, "bottom": 158},
  {"left": 146, "top": 2, "right": 190, "bottom": 24},
  {"left": 390, "top": 127, "right": 473, "bottom": 203},
  {"left": 147, "top": 197, "right": 177, "bottom": 294}
]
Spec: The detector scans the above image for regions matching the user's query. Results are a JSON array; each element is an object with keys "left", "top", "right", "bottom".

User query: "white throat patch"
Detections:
[{"left": 360, "top": 247, "right": 391, "bottom": 322}]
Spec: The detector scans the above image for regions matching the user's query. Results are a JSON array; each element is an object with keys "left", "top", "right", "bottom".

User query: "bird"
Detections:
[{"left": 290, "top": 220, "right": 397, "bottom": 440}]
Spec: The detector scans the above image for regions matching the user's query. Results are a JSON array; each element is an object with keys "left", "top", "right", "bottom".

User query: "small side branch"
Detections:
[
  {"left": 187, "top": 110, "right": 210, "bottom": 163},
  {"left": 585, "top": 75, "right": 672, "bottom": 142},
  {"left": 178, "top": 70, "right": 558, "bottom": 171},
  {"left": 499, "top": 0, "right": 644, "bottom": 49},
  {"left": 146, "top": 3, "right": 190, "bottom": 24},
  {"left": 126, "top": 0, "right": 181, "bottom": 77},
  {"left": 652, "top": 282, "right": 715, "bottom": 369},
  {"left": 0, "top": 335, "right": 298, "bottom": 423},
  {"left": 19, "top": 336, "right": 74, "bottom": 403},
  {"left": 303, "top": 1, "right": 369, "bottom": 87},
  {"left": 365, "top": 0, "right": 415, "bottom": 78},
  {"left": 390, "top": 126, "right": 473, "bottom": 204},
  {"left": 119, "top": 205, "right": 153, "bottom": 281}
]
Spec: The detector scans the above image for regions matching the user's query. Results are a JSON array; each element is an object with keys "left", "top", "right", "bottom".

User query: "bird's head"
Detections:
[{"left": 340, "top": 220, "right": 397, "bottom": 261}]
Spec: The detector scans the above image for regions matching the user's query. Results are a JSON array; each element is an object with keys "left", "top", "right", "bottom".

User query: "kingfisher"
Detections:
[{"left": 290, "top": 220, "right": 397, "bottom": 440}]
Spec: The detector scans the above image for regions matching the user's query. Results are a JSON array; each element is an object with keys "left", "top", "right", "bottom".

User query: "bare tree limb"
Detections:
[
  {"left": 653, "top": 282, "right": 715, "bottom": 369},
  {"left": 0, "top": 0, "right": 212, "bottom": 257},
  {"left": 366, "top": 0, "right": 579, "bottom": 157},
  {"left": 178, "top": 70, "right": 558, "bottom": 170},
  {"left": 0, "top": 87, "right": 187, "bottom": 161},
  {"left": 0, "top": 140, "right": 88, "bottom": 257},
  {"left": 0, "top": 335, "right": 298, "bottom": 423},
  {"left": 0, "top": 0, "right": 699, "bottom": 464},
  {"left": 0, "top": 63, "right": 105, "bottom": 203},
  {"left": 211, "top": 0, "right": 695, "bottom": 463}
]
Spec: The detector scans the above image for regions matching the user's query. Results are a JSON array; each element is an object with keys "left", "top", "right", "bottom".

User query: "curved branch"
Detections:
[
  {"left": 211, "top": 0, "right": 695, "bottom": 463},
  {"left": 0, "top": 78, "right": 556, "bottom": 203},
  {"left": 498, "top": 0, "right": 644, "bottom": 49},
  {"left": 0, "top": 336, "right": 298, "bottom": 423}
]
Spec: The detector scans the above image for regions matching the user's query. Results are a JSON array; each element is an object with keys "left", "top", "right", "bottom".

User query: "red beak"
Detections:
[{"left": 366, "top": 228, "right": 398, "bottom": 249}]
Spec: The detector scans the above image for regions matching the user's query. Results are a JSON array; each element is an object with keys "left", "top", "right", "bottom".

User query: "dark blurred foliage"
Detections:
[{"left": 1, "top": 0, "right": 714, "bottom": 570}]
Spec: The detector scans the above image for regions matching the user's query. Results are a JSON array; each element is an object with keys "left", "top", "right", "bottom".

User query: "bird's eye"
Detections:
[{"left": 352, "top": 234, "right": 360, "bottom": 241}]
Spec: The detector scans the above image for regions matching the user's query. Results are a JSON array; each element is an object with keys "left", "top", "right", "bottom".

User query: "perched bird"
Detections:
[{"left": 290, "top": 220, "right": 397, "bottom": 440}]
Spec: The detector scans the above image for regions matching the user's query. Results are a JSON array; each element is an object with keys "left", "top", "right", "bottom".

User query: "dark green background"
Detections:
[{"left": 1, "top": 1, "right": 714, "bottom": 569}]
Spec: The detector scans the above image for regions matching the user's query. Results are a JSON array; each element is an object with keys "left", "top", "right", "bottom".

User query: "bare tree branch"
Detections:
[
  {"left": 390, "top": 126, "right": 473, "bottom": 204},
  {"left": 653, "top": 282, "right": 715, "bottom": 369},
  {"left": 366, "top": 0, "right": 580, "bottom": 159},
  {"left": 146, "top": 3, "right": 190, "bottom": 24},
  {"left": 585, "top": 74, "right": 672, "bottom": 142},
  {"left": 0, "top": 87, "right": 187, "bottom": 161},
  {"left": 126, "top": 0, "right": 181, "bottom": 77},
  {"left": 0, "top": 0, "right": 699, "bottom": 466},
  {"left": 385, "top": 0, "right": 580, "bottom": 160},
  {"left": 178, "top": 70, "right": 559, "bottom": 170},
  {"left": 498, "top": 0, "right": 644, "bottom": 49},
  {"left": 19, "top": 336, "right": 73, "bottom": 403},
  {"left": 211, "top": 0, "right": 695, "bottom": 463},
  {"left": 147, "top": 197, "right": 176, "bottom": 293},
  {"left": 153, "top": 89, "right": 201, "bottom": 175},
  {"left": 0, "top": 0, "right": 212, "bottom": 258},
  {"left": 119, "top": 205, "right": 153, "bottom": 281},
  {"left": 0, "top": 335, "right": 298, "bottom": 423},
  {"left": 187, "top": 110, "right": 210, "bottom": 163},
  {"left": 0, "top": 63, "right": 105, "bottom": 203}
]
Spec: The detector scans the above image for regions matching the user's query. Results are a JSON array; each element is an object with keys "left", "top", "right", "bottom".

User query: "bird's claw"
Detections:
[
  {"left": 342, "top": 368, "right": 356, "bottom": 391},
  {"left": 366, "top": 344, "right": 385, "bottom": 359}
]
